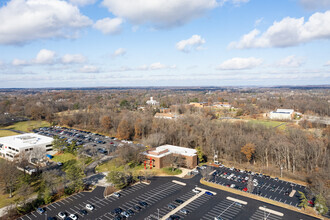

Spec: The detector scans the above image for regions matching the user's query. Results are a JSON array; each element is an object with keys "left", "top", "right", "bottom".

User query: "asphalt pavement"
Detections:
[{"left": 17, "top": 174, "right": 319, "bottom": 220}]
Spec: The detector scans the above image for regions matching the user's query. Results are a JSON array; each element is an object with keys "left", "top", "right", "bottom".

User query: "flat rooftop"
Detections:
[
  {"left": 145, "top": 144, "right": 197, "bottom": 158},
  {"left": 0, "top": 133, "right": 53, "bottom": 149}
]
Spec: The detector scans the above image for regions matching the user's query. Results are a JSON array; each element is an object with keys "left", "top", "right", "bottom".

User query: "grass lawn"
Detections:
[
  {"left": 161, "top": 167, "right": 182, "bottom": 175},
  {"left": 96, "top": 159, "right": 144, "bottom": 173},
  {"left": 52, "top": 153, "right": 77, "bottom": 163},
  {"left": 0, "top": 130, "right": 19, "bottom": 137},
  {"left": 0, "top": 193, "right": 18, "bottom": 208},
  {"left": 1, "top": 120, "right": 50, "bottom": 133},
  {"left": 248, "top": 119, "right": 286, "bottom": 129}
]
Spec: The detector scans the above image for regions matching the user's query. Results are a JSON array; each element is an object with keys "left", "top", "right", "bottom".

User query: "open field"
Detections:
[
  {"left": 52, "top": 152, "right": 77, "bottom": 163},
  {"left": 0, "top": 121, "right": 50, "bottom": 133},
  {"left": 0, "top": 130, "right": 19, "bottom": 137},
  {"left": 248, "top": 119, "right": 287, "bottom": 129},
  {"left": 96, "top": 159, "right": 144, "bottom": 173}
]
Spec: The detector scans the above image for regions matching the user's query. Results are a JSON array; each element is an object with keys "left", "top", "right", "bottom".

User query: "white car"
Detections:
[
  {"left": 121, "top": 211, "right": 130, "bottom": 218},
  {"left": 113, "top": 192, "right": 121, "bottom": 198},
  {"left": 230, "top": 184, "right": 235, "bottom": 188},
  {"left": 179, "top": 209, "right": 189, "bottom": 215},
  {"left": 69, "top": 214, "right": 78, "bottom": 220},
  {"left": 85, "top": 204, "right": 94, "bottom": 211},
  {"left": 57, "top": 212, "right": 66, "bottom": 219},
  {"left": 192, "top": 189, "right": 201, "bottom": 193},
  {"left": 253, "top": 179, "right": 258, "bottom": 183},
  {"left": 244, "top": 176, "right": 249, "bottom": 181}
]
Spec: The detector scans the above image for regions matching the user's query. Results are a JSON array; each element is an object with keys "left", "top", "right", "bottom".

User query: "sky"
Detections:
[{"left": 0, "top": 0, "right": 330, "bottom": 88}]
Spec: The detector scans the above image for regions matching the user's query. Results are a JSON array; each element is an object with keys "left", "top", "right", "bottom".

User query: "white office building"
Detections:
[
  {"left": 269, "top": 109, "right": 294, "bottom": 120},
  {"left": 146, "top": 97, "right": 159, "bottom": 106},
  {"left": 0, "top": 133, "right": 53, "bottom": 161}
]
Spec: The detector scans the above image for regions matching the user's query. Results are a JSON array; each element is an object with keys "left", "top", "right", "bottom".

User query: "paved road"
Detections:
[{"left": 18, "top": 175, "right": 319, "bottom": 220}]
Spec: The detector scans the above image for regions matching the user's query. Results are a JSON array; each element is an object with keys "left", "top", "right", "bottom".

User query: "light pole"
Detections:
[
  {"left": 157, "top": 208, "right": 160, "bottom": 220},
  {"left": 280, "top": 166, "right": 283, "bottom": 178}
]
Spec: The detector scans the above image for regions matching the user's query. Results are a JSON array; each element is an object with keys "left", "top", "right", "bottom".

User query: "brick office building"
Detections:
[{"left": 143, "top": 145, "right": 198, "bottom": 169}]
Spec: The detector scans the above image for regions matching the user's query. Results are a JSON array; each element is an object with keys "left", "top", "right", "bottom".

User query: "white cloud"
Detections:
[
  {"left": 230, "top": 0, "right": 249, "bottom": 6},
  {"left": 254, "top": 17, "right": 263, "bottom": 27},
  {"left": 93, "top": 17, "right": 123, "bottom": 34},
  {"left": 217, "top": 57, "right": 263, "bottom": 70},
  {"left": 229, "top": 10, "right": 330, "bottom": 49},
  {"left": 12, "top": 59, "right": 29, "bottom": 66},
  {"left": 101, "top": 0, "right": 218, "bottom": 27},
  {"left": 0, "top": 0, "right": 92, "bottom": 45},
  {"left": 61, "top": 54, "right": 86, "bottom": 64},
  {"left": 150, "top": 62, "right": 166, "bottom": 70},
  {"left": 80, "top": 65, "right": 99, "bottom": 73},
  {"left": 277, "top": 55, "right": 305, "bottom": 68},
  {"left": 299, "top": 0, "right": 330, "bottom": 10},
  {"left": 325, "top": 60, "right": 330, "bottom": 66},
  {"left": 33, "top": 49, "right": 56, "bottom": 65},
  {"left": 69, "top": 0, "right": 96, "bottom": 6},
  {"left": 112, "top": 48, "right": 126, "bottom": 57},
  {"left": 176, "top": 35, "right": 206, "bottom": 52},
  {"left": 121, "top": 63, "right": 177, "bottom": 71}
]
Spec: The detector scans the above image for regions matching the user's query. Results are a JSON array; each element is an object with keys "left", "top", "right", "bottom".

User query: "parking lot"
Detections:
[
  {"left": 34, "top": 126, "right": 120, "bottom": 155},
  {"left": 18, "top": 175, "right": 319, "bottom": 220},
  {"left": 201, "top": 198, "right": 246, "bottom": 220},
  {"left": 207, "top": 165, "right": 306, "bottom": 208}
]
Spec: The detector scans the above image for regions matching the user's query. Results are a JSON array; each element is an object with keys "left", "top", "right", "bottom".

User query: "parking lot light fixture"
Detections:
[{"left": 158, "top": 208, "right": 160, "bottom": 220}]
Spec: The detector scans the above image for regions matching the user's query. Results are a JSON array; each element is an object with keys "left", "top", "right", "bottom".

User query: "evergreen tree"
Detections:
[{"left": 298, "top": 191, "right": 308, "bottom": 210}]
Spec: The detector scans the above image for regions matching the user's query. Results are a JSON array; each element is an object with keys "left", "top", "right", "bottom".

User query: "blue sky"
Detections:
[{"left": 0, "top": 0, "right": 329, "bottom": 87}]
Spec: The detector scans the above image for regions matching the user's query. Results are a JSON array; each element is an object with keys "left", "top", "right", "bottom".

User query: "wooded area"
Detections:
[{"left": 0, "top": 87, "right": 329, "bottom": 208}]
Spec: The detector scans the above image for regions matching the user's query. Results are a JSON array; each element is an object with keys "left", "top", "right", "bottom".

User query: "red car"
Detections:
[
  {"left": 243, "top": 187, "right": 248, "bottom": 192},
  {"left": 308, "top": 200, "right": 314, "bottom": 206}
]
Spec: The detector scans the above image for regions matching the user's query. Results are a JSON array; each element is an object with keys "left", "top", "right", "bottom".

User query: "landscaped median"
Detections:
[{"left": 200, "top": 178, "right": 323, "bottom": 220}]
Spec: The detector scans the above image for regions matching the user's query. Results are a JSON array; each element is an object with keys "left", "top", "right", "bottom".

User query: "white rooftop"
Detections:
[
  {"left": 145, "top": 144, "right": 197, "bottom": 158},
  {"left": 273, "top": 109, "right": 294, "bottom": 114},
  {"left": 0, "top": 133, "right": 53, "bottom": 149}
]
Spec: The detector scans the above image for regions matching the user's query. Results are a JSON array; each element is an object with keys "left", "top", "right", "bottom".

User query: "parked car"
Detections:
[
  {"left": 127, "top": 209, "right": 134, "bottom": 215},
  {"left": 243, "top": 187, "right": 248, "bottom": 192},
  {"left": 58, "top": 212, "right": 66, "bottom": 219},
  {"left": 167, "top": 215, "right": 181, "bottom": 220},
  {"left": 133, "top": 205, "right": 142, "bottom": 211},
  {"left": 121, "top": 211, "right": 130, "bottom": 218},
  {"left": 69, "top": 214, "right": 77, "bottom": 220},
  {"left": 192, "top": 188, "right": 201, "bottom": 193},
  {"left": 113, "top": 192, "right": 121, "bottom": 198},
  {"left": 175, "top": 199, "right": 184, "bottom": 204},
  {"left": 85, "top": 204, "right": 94, "bottom": 211},
  {"left": 167, "top": 204, "right": 176, "bottom": 210},
  {"left": 205, "top": 191, "right": 214, "bottom": 196},
  {"left": 79, "top": 209, "right": 87, "bottom": 215},
  {"left": 179, "top": 209, "right": 189, "bottom": 214},
  {"left": 37, "top": 207, "right": 45, "bottom": 214},
  {"left": 139, "top": 201, "right": 148, "bottom": 207}
]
